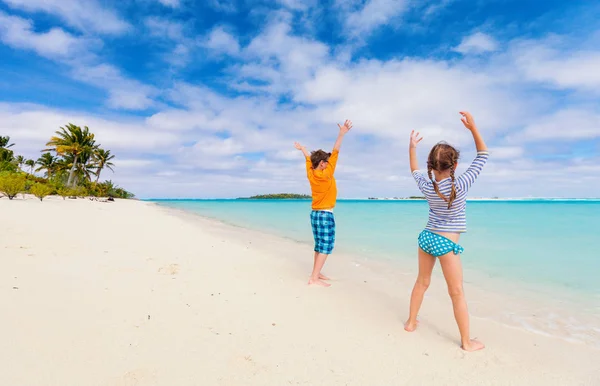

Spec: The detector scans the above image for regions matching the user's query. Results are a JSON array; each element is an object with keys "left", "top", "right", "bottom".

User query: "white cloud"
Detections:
[
  {"left": 0, "top": 12, "right": 97, "bottom": 59},
  {"left": 2, "top": 5, "right": 600, "bottom": 198},
  {"left": 342, "top": 0, "right": 411, "bottom": 38},
  {"left": 207, "top": 0, "right": 237, "bottom": 13},
  {"left": 116, "top": 159, "right": 159, "bottom": 169},
  {"left": 277, "top": 0, "right": 318, "bottom": 11},
  {"left": 518, "top": 109, "right": 600, "bottom": 141},
  {"left": 511, "top": 39, "right": 600, "bottom": 91},
  {"left": 144, "top": 17, "right": 185, "bottom": 41},
  {"left": 71, "top": 64, "right": 156, "bottom": 110},
  {"left": 167, "top": 44, "right": 191, "bottom": 67},
  {"left": 299, "top": 58, "right": 523, "bottom": 142},
  {"left": 454, "top": 32, "right": 499, "bottom": 54},
  {"left": 0, "top": 103, "right": 180, "bottom": 153},
  {"left": 144, "top": 17, "right": 195, "bottom": 67},
  {"left": 202, "top": 26, "right": 241, "bottom": 56},
  {"left": 489, "top": 146, "right": 524, "bottom": 160},
  {"left": 232, "top": 20, "right": 329, "bottom": 93},
  {"left": 0, "top": 11, "right": 154, "bottom": 110},
  {"left": 1, "top": 0, "right": 130, "bottom": 35},
  {"left": 157, "top": 0, "right": 180, "bottom": 7}
]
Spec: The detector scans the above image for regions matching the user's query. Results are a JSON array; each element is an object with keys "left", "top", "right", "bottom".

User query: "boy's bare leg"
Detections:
[
  {"left": 312, "top": 251, "right": 330, "bottom": 280},
  {"left": 309, "top": 252, "right": 331, "bottom": 287},
  {"left": 438, "top": 252, "right": 485, "bottom": 351},
  {"left": 405, "top": 248, "right": 436, "bottom": 331}
]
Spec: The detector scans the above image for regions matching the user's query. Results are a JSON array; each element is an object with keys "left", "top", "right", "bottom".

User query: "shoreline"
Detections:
[
  {"left": 153, "top": 201, "right": 600, "bottom": 350},
  {"left": 2, "top": 196, "right": 599, "bottom": 385},
  {"left": 145, "top": 198, "right": 600, "bottom": 202}
]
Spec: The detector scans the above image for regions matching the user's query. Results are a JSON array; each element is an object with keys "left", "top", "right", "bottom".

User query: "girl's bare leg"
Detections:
[
  {"left": 405, "top": 248, "right": 436, "bottom": 331},
  {"left": 438, "top": 252, "right": 485, "bottom": 351}
]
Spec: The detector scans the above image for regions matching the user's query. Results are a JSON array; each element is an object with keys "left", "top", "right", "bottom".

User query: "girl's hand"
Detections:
[
  {"left": 294, "top": 142, "right": 305, "bottom": 151},
  {"left": 409, "top": 130, "right": 423, "bottom": 148},
  {"left": 337, "top": 120, "right": 353, "bottom": 134},
  {"left": 460, "top": 111, "right": 477, "bottom": 131}
]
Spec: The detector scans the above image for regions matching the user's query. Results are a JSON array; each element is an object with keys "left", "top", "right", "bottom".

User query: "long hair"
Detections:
[{"left": 427, "top": 142, "right": 460, "bottom": 209}]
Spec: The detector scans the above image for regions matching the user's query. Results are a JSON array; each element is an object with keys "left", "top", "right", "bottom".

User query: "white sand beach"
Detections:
[{"left": 1, "top": 197, "right": 598, "bottom": 386}]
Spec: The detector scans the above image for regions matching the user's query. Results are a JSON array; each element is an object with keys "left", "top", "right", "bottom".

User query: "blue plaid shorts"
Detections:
[
  {"left": 311, "top": 210, "right": 336, "bottom": 254},
  {"left": 418, "top": 230, "right": 464, "bottom": 257}
]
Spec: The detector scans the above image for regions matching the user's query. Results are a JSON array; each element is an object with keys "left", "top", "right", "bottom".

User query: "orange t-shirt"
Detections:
[{"left": 305, "top": 150, "right": 339, "bottom": 210}]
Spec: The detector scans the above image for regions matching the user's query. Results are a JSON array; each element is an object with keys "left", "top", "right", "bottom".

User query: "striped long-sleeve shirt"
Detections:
[{"left": 413, "top": 151, "right": 489, "bottom": 233}]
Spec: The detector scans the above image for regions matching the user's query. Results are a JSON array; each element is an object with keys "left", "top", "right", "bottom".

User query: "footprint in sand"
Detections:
[
  {"left": 119, "top": 369, "right": 156, "bottom": 386},
  {"left": 158, "top": 263, "right": 179, "bottom": 275}
]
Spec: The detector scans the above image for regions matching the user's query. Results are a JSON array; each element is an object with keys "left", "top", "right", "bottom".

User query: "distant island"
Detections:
[{"left": 243, "top": 193, "right": 311, "bottom": 199}]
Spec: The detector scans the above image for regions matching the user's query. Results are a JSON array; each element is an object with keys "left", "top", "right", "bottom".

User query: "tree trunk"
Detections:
[
  {"left": 95, "top": 168, "right": 102, "bottom": 184},
  {"left": 67, "top": 155, "right": 78, "bottom": 187}
]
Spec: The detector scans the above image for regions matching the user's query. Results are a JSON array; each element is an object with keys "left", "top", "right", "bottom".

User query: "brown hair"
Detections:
[
  {"left": 310, "top": 149, "right": 331, "bottom": 169},
  {"left": 427, "top": 142, "right": 460, "bottom": 209}
]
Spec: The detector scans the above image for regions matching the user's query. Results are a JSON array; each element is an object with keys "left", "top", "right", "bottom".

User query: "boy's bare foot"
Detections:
[
  {"left": 308, "top": 278, "right": 331, "bottom": 287},
  {"left": 318, "top": 274, "right": 330, "bottom": 280},
  {"left": 404, "top": 320, "right": 419, "bottom": 332},
  {"left": 461, "top": 339, "right": 485, "bottom": 352}
]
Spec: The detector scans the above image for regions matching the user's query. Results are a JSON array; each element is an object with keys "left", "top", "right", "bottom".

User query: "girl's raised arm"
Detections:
[{"left": 409, "top": 130, "right": 423, "bottom": 172}]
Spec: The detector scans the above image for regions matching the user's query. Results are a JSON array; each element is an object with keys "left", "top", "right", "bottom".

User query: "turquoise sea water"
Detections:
[{"left": 150, "top": 199, "right": 600, "bottom": 345}]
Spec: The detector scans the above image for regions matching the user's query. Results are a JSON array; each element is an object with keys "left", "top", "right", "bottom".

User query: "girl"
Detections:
[{"left": 405, "top": 111, "right": 488, "bottom": 352}]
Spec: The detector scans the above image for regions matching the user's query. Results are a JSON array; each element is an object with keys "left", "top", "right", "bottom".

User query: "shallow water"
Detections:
[{"left": 151, "top": 199, "right": 600, "bottom": 347}]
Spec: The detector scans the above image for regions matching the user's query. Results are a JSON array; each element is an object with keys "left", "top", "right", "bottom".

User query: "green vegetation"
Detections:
[
  {"left": 245, "top": 193, "right": 311, "bottom": 199},
  {"left": 0, "top": 172, "right": 27, "bottom": 200},
  {"left": 0, "top": 126, "right": 134, "bottom": 202},
  {"left": 30, "top": 183, "right": 54, "bottom": 201}
]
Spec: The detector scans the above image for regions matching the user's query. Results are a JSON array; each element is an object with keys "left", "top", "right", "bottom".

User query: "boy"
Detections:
[{"left": 294, "top": 120, "right": 352, "bottom": 287}]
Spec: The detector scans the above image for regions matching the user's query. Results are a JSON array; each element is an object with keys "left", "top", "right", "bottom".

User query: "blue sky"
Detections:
[{"left": 1, "top": 0, "right": 599, "bottom": 198}]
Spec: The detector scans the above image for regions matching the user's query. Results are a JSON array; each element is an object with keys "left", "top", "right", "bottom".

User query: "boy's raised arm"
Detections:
[
  {"left": 294, "top": 142, "right": 312, "bottom": 177},
  {"left": 294, "top": 142, "right": 310, "bottom": 158},
  {"left": 332, "top": 119, "right": 352, "bottom": 152}
]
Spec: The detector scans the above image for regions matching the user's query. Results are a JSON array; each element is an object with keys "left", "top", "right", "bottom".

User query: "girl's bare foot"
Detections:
[
  {"left": 318, "top": 274, "right": 330, "bottom": 280},
  {"left": 404, "top": 320, "right": 419, "bottom": 332},
  {"left": 308, "top": 278, "right": 331, "bottom": 287},
  {"left": 461, "top": 339, "right": 485, "bottom": 352}
]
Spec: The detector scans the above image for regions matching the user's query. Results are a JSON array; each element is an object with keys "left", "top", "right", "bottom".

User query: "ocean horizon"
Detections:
[{"left": 147, "top": 197, "right": 600, "bottom": 201}]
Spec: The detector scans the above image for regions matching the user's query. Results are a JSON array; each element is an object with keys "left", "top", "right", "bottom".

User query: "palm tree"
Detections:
[
  {"left": 44, "top": 124, "right": 97, "bottom": 187},
  {"left": 36, "top": 153, "right": 57, "bottom": 178},
  {"left": 93, "top": 148, "right": 115, "bottom": 183},
  {"left": 0, "top": 146, "right": 17, "bottom": 172},
  {"left": 73, "top": 149, "right": 97, "bottom": 184},
  {"left": 25, "top": 159, "right": 35, "bottom": 174},
  {"left": 15, "top": 155, "right": 25, "bottom": 171},
  {"left": 98, "top": 180, "right": 116, "bottom": 197},
  {"left": 0, "top": 136, "right": 16, "bottom": 172},
  {"left": 0, "top": 136, "right": 14, "bottom": 149}
]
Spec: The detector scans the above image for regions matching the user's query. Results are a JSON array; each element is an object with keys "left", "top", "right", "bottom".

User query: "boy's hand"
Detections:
[
  {"left": 459, "top": 111, "right": 477, "bottom": 131},
  {"left": 337, "top": 119, "right": 353, "bottom": 134},
  {"left": 409, "top": 130, "right": 423, "bottom": 148},
  {"left": 294, "top": 142, "right": 306, "bottom": 151}
]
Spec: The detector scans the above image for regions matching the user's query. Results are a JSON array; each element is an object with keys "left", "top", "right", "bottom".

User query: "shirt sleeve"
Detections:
[
  {"left": 326, "top": 149, "right": 340, "bottom": 174},
  {"left": 412, "top": 170, "right": 429, "bottom": 194},
  {"left": 456, "top": 151, "right": 489, "bottom": 191}
]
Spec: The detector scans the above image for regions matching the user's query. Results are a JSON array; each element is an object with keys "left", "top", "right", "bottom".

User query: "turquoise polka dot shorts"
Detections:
[{"left": 418, "top": 230, "right": 464, "bottom": 257}]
